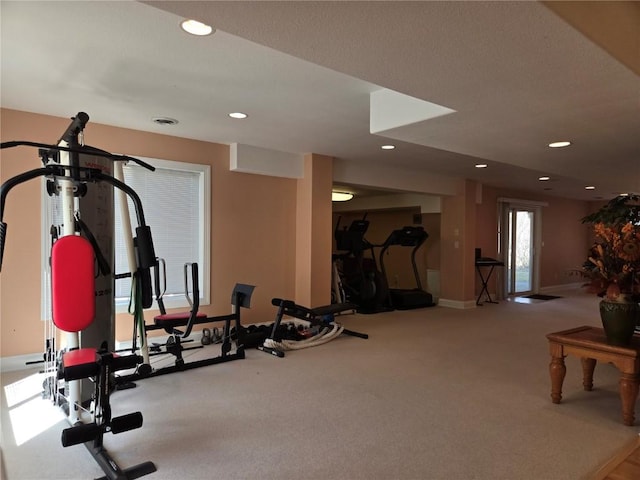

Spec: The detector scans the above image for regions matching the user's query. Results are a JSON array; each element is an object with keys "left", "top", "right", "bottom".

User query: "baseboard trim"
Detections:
[
  {"left": 1, "top": 353, "right": 44, "bottom": 373},
  {"left": 540, "top": 282, "right": 584, "bottom": 293},
  {"left": 438, "top": 298, "right": 477, "bottom": 309}
]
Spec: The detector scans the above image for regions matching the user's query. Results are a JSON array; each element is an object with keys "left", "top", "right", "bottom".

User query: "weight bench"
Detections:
[
  {"left": 129, "top": 259, "right": 254, "bottom": 378},
  {"left": 258, "top": 299, "right": 368, "bottom": 357},
  {"left": 52, "top": 235, "right": 156, "bottom": 480}
]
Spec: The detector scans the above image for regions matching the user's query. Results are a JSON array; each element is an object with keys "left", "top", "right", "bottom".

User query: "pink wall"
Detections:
[
  {"left": 1, "top": 109, "right": 299, "bottom": 356},
  {"left": 476, "top": 185, "right": 591, "bottom": 296},
  {"left": 0, "top": 112, "right": 46, "bottom": 357},
  {"left": 538, "top": 197, "right": 592, "bottom": 286},
  {"left": 421, "top": 213, "right": 441, "bottom": 272},
  {"left": 438, "top": 181, "right": 590, "bottom": 304}
]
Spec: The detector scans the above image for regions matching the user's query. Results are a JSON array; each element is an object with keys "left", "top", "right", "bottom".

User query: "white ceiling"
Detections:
[{"left": 1, "top": 1, "right": 638, "bottom": 201}]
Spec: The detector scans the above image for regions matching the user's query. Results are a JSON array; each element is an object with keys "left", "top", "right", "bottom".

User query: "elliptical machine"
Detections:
[{"left": 333, "top": 215, "right": 390, "bottom": 313}]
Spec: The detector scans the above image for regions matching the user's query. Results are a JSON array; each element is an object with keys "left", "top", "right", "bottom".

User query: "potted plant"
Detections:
[{"left": 579, "top": 194, "right": 640, "bottom": 344}]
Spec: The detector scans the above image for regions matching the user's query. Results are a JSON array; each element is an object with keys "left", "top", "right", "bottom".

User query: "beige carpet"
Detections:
[{"left": 1, "top": 286, "right": 638, "bottom": 480}]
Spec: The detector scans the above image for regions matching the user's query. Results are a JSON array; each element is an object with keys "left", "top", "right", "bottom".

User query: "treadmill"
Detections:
[{"left": 379, "top": 226, "right": 435, "bottom": 310}]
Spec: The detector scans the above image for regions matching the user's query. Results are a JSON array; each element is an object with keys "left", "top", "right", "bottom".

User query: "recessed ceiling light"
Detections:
[
  {"left": 539, "top": 176, "right": 550, "bottom": 181},
  {"left": 229, "top": 112, "right": 248, "bottom": 119},
  {"left": 475, "top": 164, "right": 488, "bottom": 168},
  {"left": 548, "top": 141, "right": 572, "bottom": 148},
  {"left": 152, "top": 117, "right": 179, "bottom": 125},
  {"left": 381, "top": 145, "right": 395, "bottom": 150},
  {"left": 585, "top": 186, "right": 596, "bottom": 190},
  {"left": 180, "top": 19, "right": 214, "bottom": 36},
  {"left": 332, "top": 191, "right": 354, "bottom": 202}
]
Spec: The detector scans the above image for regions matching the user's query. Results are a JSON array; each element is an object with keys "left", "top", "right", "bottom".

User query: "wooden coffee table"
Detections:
[{"left": 546, "top": 325, "right": 640, "bottom": 426}]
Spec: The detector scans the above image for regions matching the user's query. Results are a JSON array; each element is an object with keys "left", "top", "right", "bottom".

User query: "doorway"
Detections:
[{"left": 499, "top": 201, "right": 543, "bottom": 297}]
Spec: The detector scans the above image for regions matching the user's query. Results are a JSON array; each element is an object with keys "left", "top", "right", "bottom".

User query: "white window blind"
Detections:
[{"left": 114, "top": 158, "right": 210, "bottom": 310}]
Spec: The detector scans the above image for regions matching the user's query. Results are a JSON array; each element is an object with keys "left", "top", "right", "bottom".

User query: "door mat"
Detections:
[{"left": 523, "top": 294, "right": 562, "bottom": 300}]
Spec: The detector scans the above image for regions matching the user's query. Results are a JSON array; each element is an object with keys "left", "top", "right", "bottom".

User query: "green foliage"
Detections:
[{"left": 581, "top": 194, "right": 640, "bottom": 226}]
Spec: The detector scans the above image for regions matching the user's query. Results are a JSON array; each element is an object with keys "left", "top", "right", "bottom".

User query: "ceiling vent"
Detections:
[{"left": 152, "top": 117, "right": 179, "bottom": 126}]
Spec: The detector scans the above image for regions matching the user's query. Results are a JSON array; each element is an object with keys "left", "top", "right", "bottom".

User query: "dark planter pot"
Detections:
[{"left": 599, "top": 299, "right": 640, "bottom": 346}]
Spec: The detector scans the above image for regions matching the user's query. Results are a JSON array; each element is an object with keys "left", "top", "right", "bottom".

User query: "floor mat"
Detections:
[{"left": 523, "top": 294, "right": 562, "bottom": 300}]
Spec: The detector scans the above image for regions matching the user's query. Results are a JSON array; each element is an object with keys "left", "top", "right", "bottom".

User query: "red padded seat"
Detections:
[
  {"left": 62, "top": 348, "right": 99, "bottom": 381},
  {"left": 62, "top": 348, "right": 140, "bottom": 381}
]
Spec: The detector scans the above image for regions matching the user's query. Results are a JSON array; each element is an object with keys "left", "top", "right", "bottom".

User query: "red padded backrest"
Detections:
[{"left": 52, "top": 235, "right": 95, "bottom": 332}]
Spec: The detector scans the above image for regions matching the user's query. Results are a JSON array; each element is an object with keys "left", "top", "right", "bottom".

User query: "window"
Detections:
[
  {"left": 114, "top": 157, "right": 210, "bottom": 311},
  {"left": 42, "top": 156, "right": 210, "bottom": 317}
]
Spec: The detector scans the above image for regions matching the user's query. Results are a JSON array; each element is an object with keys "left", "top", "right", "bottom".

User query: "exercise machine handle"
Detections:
[
  {"left": 0, "top": 167, "right": 55, "bottom": 271},
  {"left": 135, "top": 226, "right": 156, "bottom": 270},
  {"left": 1, "top": 141, "right": 156, "bottom": 172},
  {"left": 0, "top": 167, "right": 156, "bottom": 273},
  {"left": 0, "top": 221, "right": 6, "bottom": 272}
]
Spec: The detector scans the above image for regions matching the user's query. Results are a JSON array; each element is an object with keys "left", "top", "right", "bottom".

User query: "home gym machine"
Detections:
[
  {"left": 379, "top": 225, "right": 435, "bottom": 310},
  {"left": 1, "top": 112, "right": 157, "bottom": 479},
  {"left": 333, "top": 215, "right": 390, "bottom": 313},
  {"left": 258, "top": 298, "right": 368, "bottom": 358},
  {"left": 118, "top": 257, "right": 255, "bottom": 381}
]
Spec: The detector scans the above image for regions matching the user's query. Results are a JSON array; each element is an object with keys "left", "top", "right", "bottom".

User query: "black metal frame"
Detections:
[
  {"left": 0, "top": 161, "right": 155, "bottom": 275},
  {"left": 119, "top": 278, "right": 255, "bottom": 381},
  {"left": 258, "top": 298, "right": 367, "bottom": 358},
  {"left": 1, "top": 113, "right": 157, "bottom": 479},
  {"left": 60, "top": 345, "right": 156, "bottom": 480}
]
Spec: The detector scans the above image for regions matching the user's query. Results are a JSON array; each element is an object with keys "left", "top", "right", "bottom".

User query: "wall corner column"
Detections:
[
  {"left": 295, "top": 153, "right": 333, "bottom": 307},
  {"left": 440, "top": 180, "right": 478, "bottom": 306}
]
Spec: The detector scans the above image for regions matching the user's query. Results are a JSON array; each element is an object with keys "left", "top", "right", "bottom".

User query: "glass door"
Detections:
[{"left": 507, "top": 208, "right": 535, "bottom": 295}]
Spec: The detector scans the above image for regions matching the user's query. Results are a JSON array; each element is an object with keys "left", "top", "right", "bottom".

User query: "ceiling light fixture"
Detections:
[
  {"left": 585, "top": 186, "right": 596, "bottom": 190},
  {"left": 475, "top": 164, "right": 488, "bottom": 168},
  {"left": 229, "top": 112, "right": 248, "bottom": 119},
  {"left": 539, "top": 176, "right": 550, "bottom": 181},
  {"left": 548, "top": 141, "right": 572, "bottom": 148},
  {"left": 180, "top": 19, "right": 214, "bottom": 36},
  {"left": 332, "top": 191, "right": 354, "bottom": 202},
  {"left": 381, "top": 145, "right": 395, "bottom": 150}
]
